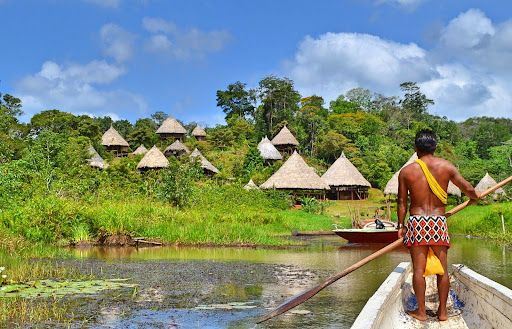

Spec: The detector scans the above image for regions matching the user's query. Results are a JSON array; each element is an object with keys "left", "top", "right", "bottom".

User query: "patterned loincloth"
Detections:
[{"left": 403, "top": 215, "right": 450, "bottom": 248}]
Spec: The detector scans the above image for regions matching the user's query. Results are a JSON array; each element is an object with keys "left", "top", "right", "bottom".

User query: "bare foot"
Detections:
[
  {"left": 407, "top": 309, "right": 428, "bottom": 321},
  {"left": 437, "top": 309, "right": 448, "bottom": 321}
]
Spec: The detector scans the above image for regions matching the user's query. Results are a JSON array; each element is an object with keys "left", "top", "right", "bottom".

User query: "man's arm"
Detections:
[
  {"left": 449, "top": 165, "right": 479, "bottom": 200},
  {"left": 397, "top": 170, "right": 408, "bottom": 236}
]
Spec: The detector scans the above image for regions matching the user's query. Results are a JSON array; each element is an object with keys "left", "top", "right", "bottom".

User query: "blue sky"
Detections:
[{"left": 2, "top": 0, "right": 511, "bottom": 126}]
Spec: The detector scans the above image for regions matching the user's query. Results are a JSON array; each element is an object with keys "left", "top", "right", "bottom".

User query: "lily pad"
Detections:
[
  {"left": 290, "top": 309, "right": 311, "bottom": 315},
  {"left": 194, "top": 301, "right": 257, "bottom": 310},
  {"left": 0, "top": 279, "right": 137, "bottom": 298}
]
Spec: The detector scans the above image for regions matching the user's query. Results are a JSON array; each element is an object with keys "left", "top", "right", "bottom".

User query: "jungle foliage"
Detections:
[{"left": 0, "top": 77, "right": 511, "bottom": 245}]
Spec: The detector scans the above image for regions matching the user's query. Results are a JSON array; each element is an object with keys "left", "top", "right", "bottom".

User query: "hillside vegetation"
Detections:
[{"left": 0, "top": 77, "right": 511, "bottom": 245}]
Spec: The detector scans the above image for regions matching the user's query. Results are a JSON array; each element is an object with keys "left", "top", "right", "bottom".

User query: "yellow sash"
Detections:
[
  {"left": 415, "top": 158, "right": 446, "bottom": 277},
  {"left": 415, "top": 159, "right": 448, "bottom": 204}
]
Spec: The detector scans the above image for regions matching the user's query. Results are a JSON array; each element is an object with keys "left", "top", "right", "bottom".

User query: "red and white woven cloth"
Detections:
[{"left": 403, "top": 215, "right": 450, "bottom": 248}]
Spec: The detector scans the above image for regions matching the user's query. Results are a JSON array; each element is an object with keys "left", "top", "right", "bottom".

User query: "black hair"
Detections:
[{"left": 415, "top": 129, "right": 437, "bottom": 154}]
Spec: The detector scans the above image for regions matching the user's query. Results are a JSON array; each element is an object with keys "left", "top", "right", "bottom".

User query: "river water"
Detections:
[{"left": 62, "top": 235, "right": 511, "bottom": 329}]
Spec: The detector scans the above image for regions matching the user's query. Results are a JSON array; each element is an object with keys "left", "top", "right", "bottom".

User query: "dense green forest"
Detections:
[
  {"left": 0, "top": 76, "right": 511, "bottom": 245},
  {"left": 1, "top": 77, "right": 511, "bottom": 187}
]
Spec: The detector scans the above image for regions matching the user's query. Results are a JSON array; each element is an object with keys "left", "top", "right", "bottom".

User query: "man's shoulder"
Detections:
[
  {"left": 432, "top": 156, "right": 455, "bottom": 169},
  {"left": 400, "top": 162, "right": 418, "bottom": 177}
]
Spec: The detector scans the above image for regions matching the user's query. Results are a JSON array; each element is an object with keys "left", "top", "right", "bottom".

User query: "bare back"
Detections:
[
  {"left": 397, "top": 154, "right": 477, "bottom": 216},
  {"left": 401, "top": 156, "right": 451, "bottom": 215}
]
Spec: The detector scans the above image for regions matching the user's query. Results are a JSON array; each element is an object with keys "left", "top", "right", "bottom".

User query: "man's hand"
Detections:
[
  {"left": 468, "top": 192, "right": 481, "bottom": 205},
  {"left": 397, "top": 226, "right": 406, "bottom": 239}
]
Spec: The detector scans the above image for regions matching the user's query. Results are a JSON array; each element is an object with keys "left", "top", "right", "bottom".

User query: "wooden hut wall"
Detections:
[
  {"left": 158, "top": 132, "right": 185, "bottom": 141},
  {"left": 327, "top": 186, "right": 369, "bottom": 200},
  {"left": 105, "top": 145, "right": 129, "bottom": 156},
  {"left": 274, "top": 144, "right": 296, "bottom": 155},
  {"left": 290, "top": 190, "right": 326, "bottom": 203}
]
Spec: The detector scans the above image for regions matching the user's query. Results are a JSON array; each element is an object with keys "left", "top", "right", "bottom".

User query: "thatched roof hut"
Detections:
[
  {"left": 257, "top": 136, "right": 282, "bottom": 163},
  {"left": 260, "top": 151, "right": 329, "bottom": 190},
  {"left": 384, "top": 153, "right": 461, "bottom": 197},
  {"left": 191, "top": 125, "right": 207, "bottom": 140},
  {"left": 244, "top": 179, "right": 260, "bottom": 191},
  {"left": 156, "top": 117, "right": 187, "bottom": 140},
  {"left": 475, "top": 173, "right": 505, "bottom": 196},
  {"left": 447, "top": 182, "right": 461, "bottom": 196},
  {"left": 131, "top": 144, "right": 148, "bottom": 156},
  {"left": 271, "top": 125, "right": 299, "bottom": 154},
  {"left": 88, "top": 146, "right": 108, "bottom": 170},
  {"left": 322, "top": 152, "right": 371, "bottom": 200},
  {"left": 101, "top": 126, "right": 129, "bottom": 155},
  {"left": 322, "top": 152, "right": 371, "bottom": 187},
  {"left": 190, "top": 148, "right": 219, "bottom": 175},
  {"left": 164, "top": 140, "right": 190, "bottom": 157},
  {"left": 136, "top": 146, "right": 169, "bottom": 171}
]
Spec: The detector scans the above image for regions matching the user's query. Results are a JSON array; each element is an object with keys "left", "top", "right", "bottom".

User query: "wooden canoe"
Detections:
[
  {"left": 333, "top": 228, "right": 399, "bottom": 243},
  {"left": 333, "top": 220, "right": 398, "bottom": 243},
  {"left": 351, "top": 262, "right": 512, "bottom": 329}
]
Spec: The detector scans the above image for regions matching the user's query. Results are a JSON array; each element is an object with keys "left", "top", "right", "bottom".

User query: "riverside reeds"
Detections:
[{"left": 0, "top": 184, "right": 335, "bottom": 246}]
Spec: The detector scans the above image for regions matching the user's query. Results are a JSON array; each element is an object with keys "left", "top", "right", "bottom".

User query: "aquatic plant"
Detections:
[{"left": 0, "top": 279, "right": 137, "bottom": 298}]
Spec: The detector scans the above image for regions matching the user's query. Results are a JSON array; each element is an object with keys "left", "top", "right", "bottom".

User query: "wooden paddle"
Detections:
[{"left": 256, "top": 175, "right": 512, "bottom": 324}]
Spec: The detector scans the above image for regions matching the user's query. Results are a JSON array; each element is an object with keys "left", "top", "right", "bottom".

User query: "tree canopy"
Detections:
[{"left": 0, "top": 75, "right": 510, "bottom": 193}]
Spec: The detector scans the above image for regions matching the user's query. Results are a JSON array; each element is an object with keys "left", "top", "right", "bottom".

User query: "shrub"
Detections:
[
  {"left": 156, "top": 160, "right": 202, "bottom": 208},
  {"left": 299, "top": 197, "right": 325, "bottom": 214}
]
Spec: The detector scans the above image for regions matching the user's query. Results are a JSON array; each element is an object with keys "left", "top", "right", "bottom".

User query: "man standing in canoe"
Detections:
[{"left": 397, "top": 130, "right": 478, "bottom": 321}]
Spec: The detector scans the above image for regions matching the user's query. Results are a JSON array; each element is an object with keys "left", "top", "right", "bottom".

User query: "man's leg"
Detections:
[
  {"left": 409, "top": 245, "right": 429, "bottom": 321},
  {"left": 431, "top": 245, "right": 449, "bottom": 321}
]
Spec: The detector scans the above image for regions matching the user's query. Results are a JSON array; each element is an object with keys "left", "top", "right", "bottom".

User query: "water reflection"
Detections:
[{"left": 70, "top": 236, "right": 510, "bottom": 329}]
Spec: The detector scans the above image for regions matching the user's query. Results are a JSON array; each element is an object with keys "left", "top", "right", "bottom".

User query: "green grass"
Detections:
[
  {"left": 448, "top": 201, "right": 512, "bottom": 243},
  {"left": 0, "top": 185, "right": 336, "bottom": 246},
  {"left": 0, "top": 298, "right": 74, "bottom": 327},
  {"left": 79, "top": 199, "right": 335, "bottom": 245},
  {"left": 1, "top": 185, "right": 511, "bottom": 247},
  {"left": 0, "top": 232, "right": 92, "bottom": 328},
  {"left": 325, "top": 188, "right": 392, "bottom": 223}
]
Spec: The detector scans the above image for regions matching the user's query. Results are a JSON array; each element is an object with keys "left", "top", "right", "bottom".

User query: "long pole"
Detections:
[{"left": 257, "top": 175, "right": 512, "bottom": 324}]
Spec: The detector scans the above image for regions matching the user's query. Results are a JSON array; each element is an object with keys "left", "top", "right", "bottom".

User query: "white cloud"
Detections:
[
  {"left": 77, "top": 111, "right": 121, "bottom": 121},
  {"left": 145, "top": 34, "right": 173, "bottom": 53},
  {"left": 287, "top": 32, "right": 435, "bottom": 102},
  {"left": 83, "top": 0, "right": 121, "bottom": 8},
  {"left": 440, "top": 9, "right": 494, "bottom": 50},
  {"left": 377, "top": 0, "right": 426, "bottom": 10},
  {"left": 142, "top": 17, "right": 176, "bottom": 34},
  {"left": 142, "top": 17, "right": 231, "bottom": 60},
  {"left": 286, "top": 9, "right": 512, "bottom": 120},
  {"left": 100, "top": 24, "right": 136, "bottom": 62},
  {"left": 15, "top": 60, "right": 147, "bottom": 120}
]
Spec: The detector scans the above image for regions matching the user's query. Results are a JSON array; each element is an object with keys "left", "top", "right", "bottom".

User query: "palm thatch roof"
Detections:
[
  {"left": 321, "top": 152, "right": 371, "bottom": 187},
  {"left": 447, "top": 181, "right": 462, "bottom": 196},
  {"left": 257, "top": 136, "right": 282, "bottom": 161},
  {"left": 260, "top": 151, "right": 330, "bottom": 190},
  {"left": 475, "top": 173, "right": 505, "bottom": 195},
  {"left": 271, "top": 125, "right": 299, "bottom": 146},
  {"left": 190, "top": 148, "right": 219, "bottom": 174},
  {"left": 101, "top": 126, "right": 129, "bottom": 147},
  {"left": 131, "top": 144, "right": 148, "bottom": 155},
  {"left": 156, "top": 117, "right": 187, "bottom": 135},
  {"left": 384, "top": 153, "right": 461, "bottom": 196},
  {"left": 136, "top": 146, "right": 169, "bottom": 170},
  {"left": 244, "top": 179, "right": 260, "bottom": 190},
  {"left": 88, "top": 146, "right": 108, "bottom": 169},
  {"left": 164, "top": 140, "right": 190, "bottom": 155},
  {"left": 191, "top": 125, "right": 207, "bottom": 137}
]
